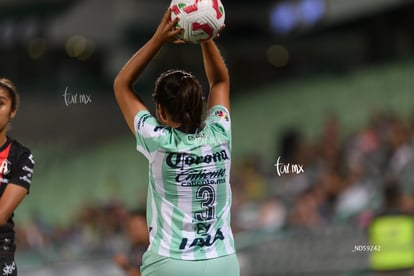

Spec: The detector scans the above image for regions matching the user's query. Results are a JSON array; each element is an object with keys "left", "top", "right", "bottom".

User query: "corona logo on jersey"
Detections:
[
  {"left": 166, "top": 150, "right": 229, "bottom": 170},
  {"left": 166, "top": 150, "right": 229, "bottom": 187}
]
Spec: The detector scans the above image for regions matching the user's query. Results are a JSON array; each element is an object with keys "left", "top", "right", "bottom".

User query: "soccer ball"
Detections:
[{"left": 169, "top": 0, "right": 225, "bottom": 43}]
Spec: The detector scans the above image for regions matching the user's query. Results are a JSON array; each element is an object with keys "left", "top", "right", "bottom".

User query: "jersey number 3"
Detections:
[{"left": 194, "top": 185, "right": 216, "bottom": 222}]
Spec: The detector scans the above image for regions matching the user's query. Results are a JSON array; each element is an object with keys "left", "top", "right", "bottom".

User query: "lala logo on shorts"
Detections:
[{"left": 179, "top": 223, "right": 224, "bottom": 250}]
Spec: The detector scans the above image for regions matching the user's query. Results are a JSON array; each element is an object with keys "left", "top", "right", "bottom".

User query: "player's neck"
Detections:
[
  {"left": 0, "top": 132, "right": 8, "bottom": 148},
  {"left": 0, "top": 134, "right": 7, "bottom": 147}
]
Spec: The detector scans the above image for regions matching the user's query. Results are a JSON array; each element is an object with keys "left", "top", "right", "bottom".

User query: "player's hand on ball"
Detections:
[
  {"left": 153, "top": 8, "right": 183, "bottom": 44},
  {"left": 174, "top": 24, "right": 225, "bottom": 45}
]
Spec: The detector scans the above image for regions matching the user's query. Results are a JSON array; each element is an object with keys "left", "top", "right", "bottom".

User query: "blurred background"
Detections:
[{"left": 2, "top": 0, "right": 414, "bottom": 275}]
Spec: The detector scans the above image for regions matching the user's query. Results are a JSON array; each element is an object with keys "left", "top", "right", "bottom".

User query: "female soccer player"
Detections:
[
  {"left": 114, "top": 8, "right": 239, "bottom": 276},
  {"left": 0, "top": 78, "right": 35, "bottom": 276}
]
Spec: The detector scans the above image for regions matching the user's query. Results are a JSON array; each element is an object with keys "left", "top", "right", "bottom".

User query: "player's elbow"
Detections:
[
  {"left": 211, "top": 80, "right": 230, "bottom": 93},
  {"left": 113, "top": 75, "right": 123, "bottom": 95}
]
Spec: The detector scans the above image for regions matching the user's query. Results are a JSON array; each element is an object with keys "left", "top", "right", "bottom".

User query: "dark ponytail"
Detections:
[{"left": 153, "top": 69, "right": 205, "bottom": 133}]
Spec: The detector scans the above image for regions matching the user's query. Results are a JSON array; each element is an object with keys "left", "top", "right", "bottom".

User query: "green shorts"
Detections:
[{"left": 141, "top": 250, "right": 240, "bottom": 276}]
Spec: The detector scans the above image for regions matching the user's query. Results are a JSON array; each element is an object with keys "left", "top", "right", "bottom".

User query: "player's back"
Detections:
[{"left": 134, "top": 105, "right": 235, "bottom": 260}]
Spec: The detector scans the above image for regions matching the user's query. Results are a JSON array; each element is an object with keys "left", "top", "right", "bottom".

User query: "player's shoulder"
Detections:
[
  {"left": 9, "top": 138, "right": 32, "bottom": 154},
  {"left": 205, "top": 105, "right": 231, "bottom": 129},
  {"left": 7, "top": 138, "right": 34, "bottom": 163},
  {"left": 209, "top": 104, "right": 230, "bottom": 113},
  {"left": 134, "top": 110, "right": 164, "bottom": 131},
  {"left": 207, "top": 104, "right": 230, "bottom": 118}
]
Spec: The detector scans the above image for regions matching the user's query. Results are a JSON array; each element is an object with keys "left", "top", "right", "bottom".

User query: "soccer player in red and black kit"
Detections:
[{"left": 0, "top": 78, "right": 34, "bottom": 276}]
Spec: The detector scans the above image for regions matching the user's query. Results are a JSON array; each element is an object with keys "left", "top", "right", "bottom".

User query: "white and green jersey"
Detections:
[{"left": 134, "top": 105, "right": 235, "bottom": 260}]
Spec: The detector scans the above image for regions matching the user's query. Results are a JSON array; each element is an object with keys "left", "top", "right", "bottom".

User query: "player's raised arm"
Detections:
[
  {"left": 113, "top": 9, "right": 182, "bottom": 134},
  {"left": 201, "top": 40, "right": 230, "bottom": 111}
]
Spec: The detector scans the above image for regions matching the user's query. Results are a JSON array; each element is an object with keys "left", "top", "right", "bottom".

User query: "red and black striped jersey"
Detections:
[{"left": 0, "top": 137, "right": 34, "bottom": 238}]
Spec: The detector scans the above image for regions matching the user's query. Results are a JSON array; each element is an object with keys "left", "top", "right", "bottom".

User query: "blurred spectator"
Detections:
[
  {"left": 113, "top": 209, "right": 148, "bottom": 276},
  {"left": 235, "top": 196, "right": 286, "bottom": 232},
  {"left": 386, "top": 116, "right": 413, "bottom": 177},
  {"left": 279, "top": 127, "right": 304, "bottom": 164},
  {"left": 256, "top": 197, "right": 286, "bottom": 232},
  {"left": 236, "top": 154, "right": 267, "bottom": 202},
  {"left": 401, "top": 193, "right": 414, "bottom": 214},
  {"left": 287, "top": 184, "right": 330, "bottom": 229}
]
